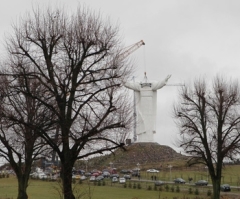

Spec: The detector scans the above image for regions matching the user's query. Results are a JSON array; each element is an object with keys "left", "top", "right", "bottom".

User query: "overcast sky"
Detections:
[{"left": 0, "top": 0, "right": 240, "bottom": 152}]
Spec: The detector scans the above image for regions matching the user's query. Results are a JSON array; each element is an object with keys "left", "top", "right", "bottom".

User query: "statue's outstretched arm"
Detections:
[
  {"left": 124, "top": 82, "right": 141, "bottom": 91},
  {"left": 152, "top": 75, "right": 171, "bottom": 90}
]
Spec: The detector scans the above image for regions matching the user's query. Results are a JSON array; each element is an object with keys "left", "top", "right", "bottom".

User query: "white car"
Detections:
[
  {"left": 146, "top": 169, "right": 159, "bottom": 173},
  {"left": 30, "top": 171, "right": 48, "bottom": 179},
  {"left": 112, "top": 176, "right": 118, "bottom": 183},
  {"left": 89, "top": 176, "right": 96, "bottom": 181},
  {"left": 38, "top": 172, "right": 48, "bottom": 179},
  {"left": 80, "top": 175, "right": 87, "bottom": 180},
  {"left": 119, "top": 177, "right": 126, "bottom": 184}
]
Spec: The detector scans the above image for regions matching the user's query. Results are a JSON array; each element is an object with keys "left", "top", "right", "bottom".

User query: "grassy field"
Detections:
[
  {"left": 0, "top": 177, "right": 212, "bottom": 199},
  {"left": 139, "top": 164, "right": 240, "bottom": 186},
  {"left": 1, "top": 164, "right": 240, "bottom": 199},
  {"left": 0, "top": 176, "right": 239, "bottom": 199}
]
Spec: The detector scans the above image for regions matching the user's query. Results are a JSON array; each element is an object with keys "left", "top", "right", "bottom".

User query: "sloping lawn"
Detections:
[
  {"left": 0, "top": 176, "right": 211, "bottom": 199},
  {"left": 0, "top": 175, "right": 239, "bottom": 199}
]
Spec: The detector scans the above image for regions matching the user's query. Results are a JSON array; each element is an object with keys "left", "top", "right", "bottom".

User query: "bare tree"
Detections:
[
  {"left": 174, "top": 76, "right": 240, "bottom": 199},
  {"left": 4, "top": 6, "right": 133, "bottom": 199},
  {"left": 0, "top": 71, "right": 54, "bottom": 199}
]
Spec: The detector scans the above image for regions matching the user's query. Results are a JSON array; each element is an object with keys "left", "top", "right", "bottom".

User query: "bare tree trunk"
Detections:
[
  {"left": 212, "top": 179, "right": 221, "bottom": 199},
  {"left": 16, "top": 174, "right": 29, "bottom": 199},
  {"left": 62, "top": 160, "right": 75, "bottom": 199}
]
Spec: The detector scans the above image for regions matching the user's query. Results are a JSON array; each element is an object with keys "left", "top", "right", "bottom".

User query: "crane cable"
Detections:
[{"left": 142, "top": 44, "right": 148, "bottom": 83}]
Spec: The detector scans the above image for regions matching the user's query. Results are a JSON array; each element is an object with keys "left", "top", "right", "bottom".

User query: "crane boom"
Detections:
[
  {"left": 166, "top": 83, "right": 185, "bottom": 87},
  {"left": 117, "top": 40, "right": 145, "bottom": 61}
]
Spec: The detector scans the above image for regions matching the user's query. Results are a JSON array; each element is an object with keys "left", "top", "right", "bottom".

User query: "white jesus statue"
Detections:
[{"left": 124, "top": 73, "right": 171, "bottom": 142}]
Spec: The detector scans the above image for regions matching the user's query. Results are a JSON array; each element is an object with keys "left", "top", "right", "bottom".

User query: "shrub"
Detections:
[
  {"left": 158, "top": 186, "right": 163, "bottom": 191},
  {"left": 165, "top": 184, "right": 169, "bottom": 192},
  {"left": 194, "top": 188, "right": 199, "bottom": 195},
  {"left": 128, "top": 182, "right": 132, "bottom": 188},
  {"left": 176, "top": 185, "right": 180, "bottom": 192},
  {"left": 137, "top": 183, "right": 141, "bottom": 189},
  {"left": 97, "top": 181, "right": 101, "bottom": 186},
  {"left": 147, "top": 185, "right": 152, "bottom": 190},
  {"left": 123, "top": 183, "right": 127, "bottom": 188},
  {"left": 171, "top": 185, "right": 174, "bottom": 192},
  {"left": 189, "top": 187, "right": 192, "bottom": 194},
  {"left": 207, "top": 189, "right": 211, "bottom": 196},
  {"left": 102, "top": 180, "right": 106, "bottom": 186},
  {"left": 133, "top": 183, "right": 136, "bottom": 189}
]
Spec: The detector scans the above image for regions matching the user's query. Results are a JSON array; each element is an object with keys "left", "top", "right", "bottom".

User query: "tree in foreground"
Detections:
[
  {"left": 4, "top": 5, "right": 133, "bottom": 199},
  {"left": 0, "top": 73, "right": 54, "bottom": 199},
  {"left": 174, "top": 76, "right": 240, "bottom": 199}
]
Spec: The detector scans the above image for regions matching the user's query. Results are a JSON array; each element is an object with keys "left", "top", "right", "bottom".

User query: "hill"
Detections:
[{"left": 84, "top": 142, "right": 188, "bottom": 170}]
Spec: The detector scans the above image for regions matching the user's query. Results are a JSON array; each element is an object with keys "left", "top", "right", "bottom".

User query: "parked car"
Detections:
[
  {"left": 72, "top": 175, "right": 81, "bottom": 179},
  {"left": 30, "top": 172, "right": 38, "bottom": 178},
  {"left": 102, "top": 171, "right": 110, "bottom": 178},
  {"left": 131, "top": 171, "right": 139, "bottom": 177},
  {"left": 173, "top": 178, "right": 186, "bottom": 184},
  {"left": 109, "top": 168, "right": 118, "bottom": 174},
  {"left": 96, "top": 175, "right": 104, "bottom": 181},
  {"left": 119, "top": 177, "right": 126, "bottom": 184},
  {"left": 50, "top": 174, "right": 59, "bottom": 181},
  {"left": 220, "top": 184, "right": 231, "bottom": 192},
  {"left": 112, "top": 176, "right": 118, "bottom": 183},
  {"left": 110, "top": 174, "right": 119, "bottom": 178},
  {"left": 91, "top": 172, "right": 100, "bottom": 177},
  {"left": 91, "top": 169, "right": 102, "bottom": 174},
  {"left": 132, "top": 169, "right": 140, "bottom": 176},
  {"left": 123, "top": 174, "right": 131, "bottom": 180},
  {"left": 89, "top": 176, "right": 96, "bottom": 181},
  {"left": 80, "top": 175, "right": 87, "bottom": 180},
  {"left": 120, "top": 169, "right": 132, "bottom": 174},
  {"left": 85, "top": 172, "right": 92, "bottom": 177},
  {"left": 147, "top": 169, "right": 159, "bottom": 173},
  {"left": 195, "top": 180, "right": 208, "bottom": 186},
  {"left": 30, "top": 171, "right": 48, "bottom": 179},
  {"left": 102, "top": 169, "right": 109, "bottom": 172},
  {"left": 154, "top": 180, "right": 164, "bottom": 186},
  {"left": 38, "top": 173, "right": 48, "bottom": 179},
  {"left": 80, "top": 170, "right": 85, "bottom": 174}
]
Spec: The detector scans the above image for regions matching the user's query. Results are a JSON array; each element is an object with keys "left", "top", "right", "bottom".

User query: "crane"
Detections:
[
  {"left": 102, "top": 40, "right": 145, "bottom": 70},
  {"left": 117, "top": 40, "right": 145, "bottom": 60}
]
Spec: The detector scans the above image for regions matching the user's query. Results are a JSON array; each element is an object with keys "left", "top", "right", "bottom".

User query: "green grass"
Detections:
[
  {"left": 0, "top": 177, "right": 57, "bottom": 199},
  {"left": 139, "top": 164, "right": 240, "bottom": 186},
  {"left": 0, "top": 176, "right": 214, "bottom": 199},
  {"left": 1, "top": 164, "right": 240, "bottom": 199}
]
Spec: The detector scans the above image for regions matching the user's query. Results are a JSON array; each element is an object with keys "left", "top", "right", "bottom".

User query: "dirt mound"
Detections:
[{"left": 88, "top": 142, "right": 187, "bottom": 169}]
